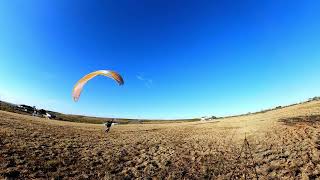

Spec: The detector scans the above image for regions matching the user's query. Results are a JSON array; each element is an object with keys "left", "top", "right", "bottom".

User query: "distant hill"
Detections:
[
  {"left": 0, "top": 101, "right": 29, "bottom": 115},
  {"left": 0, "top": 100, "right": 199, "bottom": 124},
  {"left": 1, "top": 97, "right": 320, "bottom": 124}
]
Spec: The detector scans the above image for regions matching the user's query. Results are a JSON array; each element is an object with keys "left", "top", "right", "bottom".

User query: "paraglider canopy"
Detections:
[{"left": 72, "top": 70, "right": 124, "bottom": 102}]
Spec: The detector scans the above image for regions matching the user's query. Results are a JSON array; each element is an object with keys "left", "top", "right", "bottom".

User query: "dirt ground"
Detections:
[{"left": 1, "top": 101, "right": 320, "bottom": 179}]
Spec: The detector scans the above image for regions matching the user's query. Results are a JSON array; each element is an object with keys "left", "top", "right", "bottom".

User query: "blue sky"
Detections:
[{"left": 0, "top": 0, "right": 320, "bottom": 119}]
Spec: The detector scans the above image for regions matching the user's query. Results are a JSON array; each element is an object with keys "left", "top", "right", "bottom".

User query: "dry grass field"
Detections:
[{"left": 1, "top": 100, "right": 320, "bottom": 179}]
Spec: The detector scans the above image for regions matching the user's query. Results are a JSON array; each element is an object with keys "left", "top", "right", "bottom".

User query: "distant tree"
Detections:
[
  {"left": 38, "top": 109, "right": 47, "bottom": 115},
  {"left": 50, "top": 114, "right": 57, "bottom": 119},
  {"left": 312, "top": 97, "right": 320, "bottom": 101}
]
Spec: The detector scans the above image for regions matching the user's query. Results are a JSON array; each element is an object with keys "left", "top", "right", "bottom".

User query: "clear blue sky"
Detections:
[{"left": 0, "top": 0, "right": 319, "bottom": 119}]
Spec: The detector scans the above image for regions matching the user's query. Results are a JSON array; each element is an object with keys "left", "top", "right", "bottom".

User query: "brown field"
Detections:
[{"left": 1, "top": 100, "right": 320, "bottom": 179}]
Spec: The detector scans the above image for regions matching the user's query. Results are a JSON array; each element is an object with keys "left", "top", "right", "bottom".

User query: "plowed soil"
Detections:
[{"left": 1, "top": 101, "right": 320, "bottom": 179}]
